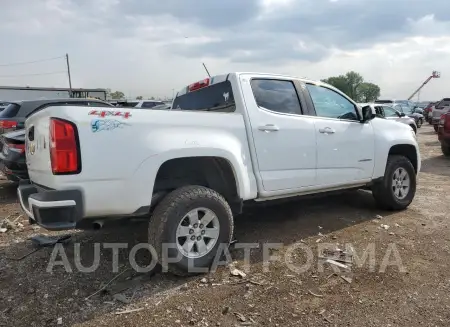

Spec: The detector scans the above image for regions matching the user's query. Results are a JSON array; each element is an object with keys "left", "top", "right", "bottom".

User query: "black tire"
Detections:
[
  {"left": 434, "top": 125, "right": 439, "bottom": 132},
  {"left": 148, "top": 185, "right": 233, "bottom": 276},
  {"left": 417, "top": 118, "right": 423, "bottom": 128},
  {"left": 442, "top": 144, "right": 450, "bottom": 157},
  {"left": 372, "top": 155, "right": 416, "bottom": 210}
]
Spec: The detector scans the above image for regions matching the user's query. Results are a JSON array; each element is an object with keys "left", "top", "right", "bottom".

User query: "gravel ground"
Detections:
[{"left": 0, "top": 124, "right": 449, "bottom": 327}]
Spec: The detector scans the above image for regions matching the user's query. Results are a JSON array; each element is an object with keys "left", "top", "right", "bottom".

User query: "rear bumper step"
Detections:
[{"left": 17, "top": 180, "right": 84, "bottom": 231}]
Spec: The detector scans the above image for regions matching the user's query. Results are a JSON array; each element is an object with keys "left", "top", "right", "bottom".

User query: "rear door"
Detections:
[
  {"left": 303, "top": 83, "right": 375, "bottom": 186},
  {"left": 239, "top": 76, "right": 317, "bottom": 192}
]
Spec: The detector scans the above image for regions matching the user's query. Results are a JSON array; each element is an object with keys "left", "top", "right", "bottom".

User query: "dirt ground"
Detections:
[{"left": 1, "top": 124, "right": 450, "bottom": 327}]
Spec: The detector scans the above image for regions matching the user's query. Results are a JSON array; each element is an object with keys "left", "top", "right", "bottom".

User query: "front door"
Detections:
[
  {"left": 303, "top": 83, "right": 375, "bottom": 186},
  {"left": 239, "top": 76, "right": 317, "bottom": 193}
]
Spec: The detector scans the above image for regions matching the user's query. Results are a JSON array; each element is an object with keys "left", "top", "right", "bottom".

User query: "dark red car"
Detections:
[{"left": 438, "top": 112, "right": 450, "bottom": 156}]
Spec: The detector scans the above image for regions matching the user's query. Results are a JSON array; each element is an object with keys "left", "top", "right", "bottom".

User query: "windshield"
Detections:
[{"left": 0, "top": 103, "right": 20, "bottom": 118}]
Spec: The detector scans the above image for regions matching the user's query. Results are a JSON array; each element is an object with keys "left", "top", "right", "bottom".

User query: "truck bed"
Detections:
[{"left": 24, "top": 106, "right": 253, "bottom": 218}]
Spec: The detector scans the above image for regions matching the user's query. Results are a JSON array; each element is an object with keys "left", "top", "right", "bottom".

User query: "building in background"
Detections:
[{"left": 0, "top": 86, "right": 107, "bottom": 101}]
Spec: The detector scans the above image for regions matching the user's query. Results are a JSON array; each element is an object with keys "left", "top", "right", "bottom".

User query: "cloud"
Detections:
[{"left": 0, "top": 0, "right": 449, "bottom": 100}]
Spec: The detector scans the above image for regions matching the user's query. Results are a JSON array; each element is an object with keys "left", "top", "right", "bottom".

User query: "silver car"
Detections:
[
  {"left": 431, "top": 98, "right": 450, "bottom": 132},
  {"left": 359, "top": 103, "right": 418, "bottom": 133}
]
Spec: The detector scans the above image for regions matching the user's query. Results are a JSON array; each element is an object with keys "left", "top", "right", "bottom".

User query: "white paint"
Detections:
[{"left": 22, "top": 72, "right": 420, "bottom": 219}]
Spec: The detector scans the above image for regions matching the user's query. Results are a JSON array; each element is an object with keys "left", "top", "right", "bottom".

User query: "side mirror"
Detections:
[
  {"left": 361, "top": 105, "right": 375, "bottom": 122},
  {"left": 399, "top": 112, "right": 406, "bottom": 117}
]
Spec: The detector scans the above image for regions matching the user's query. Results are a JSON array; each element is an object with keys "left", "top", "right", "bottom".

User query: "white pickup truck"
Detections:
[{"left": 18, "top": 72, "right": 420, "bottom": 274}]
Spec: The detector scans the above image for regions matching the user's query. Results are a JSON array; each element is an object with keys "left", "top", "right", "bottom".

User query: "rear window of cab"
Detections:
[{"left": 172, "top": 81, "right": 235, "bottom": 113}]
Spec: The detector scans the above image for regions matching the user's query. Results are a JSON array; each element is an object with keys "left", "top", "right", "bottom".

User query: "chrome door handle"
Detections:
[
  {"left": 258, "top": 124, "right": 280, "bottom": 132},
  {"left": 319, "top": 127, "right": 335, "bottom": 134}
]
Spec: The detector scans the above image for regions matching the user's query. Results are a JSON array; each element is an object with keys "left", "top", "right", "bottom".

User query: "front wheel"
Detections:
[
  {"left": 442, "top": 144, "right": 450, "bottom": 157},
  {"left": 148, "top": 185, "right": 234, "bottom": 276},
  {"left": 372, "top": 155, "right": 416, "bottom": 210}
]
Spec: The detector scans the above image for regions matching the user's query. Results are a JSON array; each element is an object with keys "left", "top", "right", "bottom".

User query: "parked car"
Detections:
[
  {"left": 0, "top": 130, "right": 27, "bottom": 181},
  {"left": 0, "top": 101, "right": 9, "bottom": 112},
  {"left": 438, "top": 112, "right": 450, "bottom": 156},
  {"left": 18, "top": 72, "right": 420, "bottom": 274},
  {"left": 431, "top": 98, "right": 450, "bottom": 132},
  {"left": 422, "top": 102, "right": 436, "bottom": 122},
  {"left": 0, "top": 98, "right": 113, "bottom": 135},
  {"left": 114, "top": 100, "right": 165, "bottom": 108},
  {"left": 0, "top": 98, "right": 113, "bottom": 181},
  {"left": 134, "top": 100, "right": 165, "bottom": 109},
  {"left": 360, "top": 103, "right": 417, "bottom": 133},
  {"left": 374, "top": 100, "right": 424, "bottom": 127}
]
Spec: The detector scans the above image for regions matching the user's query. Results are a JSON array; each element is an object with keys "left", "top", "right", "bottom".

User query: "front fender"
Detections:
[{"left": 372, "top": 119, "right": 420, "bottom": 178}]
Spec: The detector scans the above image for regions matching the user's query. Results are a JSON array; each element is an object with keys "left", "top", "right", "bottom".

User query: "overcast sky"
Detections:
[{"left": 1, "top": 0, "right": 449, "bottom": 100}]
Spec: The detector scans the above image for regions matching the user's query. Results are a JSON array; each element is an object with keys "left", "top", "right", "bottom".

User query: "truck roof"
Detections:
[{"left": 175, "top": 72, "right": 323, "bottom": 97}]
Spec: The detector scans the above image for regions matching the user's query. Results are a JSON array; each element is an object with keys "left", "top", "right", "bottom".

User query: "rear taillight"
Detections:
[
  {"left": 0, "top": 120, "right": 17, "bottom": 129},
  {"left": 6, "top": 143, "right": 25, "bottom": 153},
  {"left": 49, "top": 118, "right": 80, "bottom": 174}
]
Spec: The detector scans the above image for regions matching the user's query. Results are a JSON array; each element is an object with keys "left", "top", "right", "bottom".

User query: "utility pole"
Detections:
[{"left": 65, "top": 53, "right": 73, "bottom": 97}]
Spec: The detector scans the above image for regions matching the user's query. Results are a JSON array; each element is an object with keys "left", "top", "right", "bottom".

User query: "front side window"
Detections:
[
  {"left": 250, "top": 79, "right": 302, "bottom": 115},
  {"left": 306, "top": 84, "right": 359, "bottom": 120},
  {"left": 393, "top": 104, "right": 404, "bottom": 113},
  {"left": 383, "top": 106, "right": 399, "bottom": 117}
]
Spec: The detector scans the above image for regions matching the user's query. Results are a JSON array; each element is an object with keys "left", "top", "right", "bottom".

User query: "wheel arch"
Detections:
[{"left": 388, "top": 144, "right": 418, "bottom": 173}]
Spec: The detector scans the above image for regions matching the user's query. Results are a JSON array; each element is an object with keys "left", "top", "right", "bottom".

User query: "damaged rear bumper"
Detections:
[{"left": 17, "top": 180, "right": 84, "bottom": 231}]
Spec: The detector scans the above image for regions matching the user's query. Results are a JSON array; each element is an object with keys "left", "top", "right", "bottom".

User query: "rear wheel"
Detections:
[
  {"left": 441, "top": 144, "right": 450, "bottom": 157},
  {"left": 417, "top": 118, "right": 423, "bottom": 128},
  {"left": 372, "top": 155, "right": 416, "bottom": 210},
  {"left": 434, "top": 125, "right": 439, "bottom": 132},
  {"left": 148, "top": 185, "right": 234, "bottom": 276}
]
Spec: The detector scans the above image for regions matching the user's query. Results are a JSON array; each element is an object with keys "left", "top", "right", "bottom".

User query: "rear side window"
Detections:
[
  {"left": 251, "top": 79, "right": 302, "bottom": 115},
  {"left": 0, "top": 103, "right": 21, "bottom": 118},
  {"left": 172, "top": 81, "right": 235, "bottom": 112}
]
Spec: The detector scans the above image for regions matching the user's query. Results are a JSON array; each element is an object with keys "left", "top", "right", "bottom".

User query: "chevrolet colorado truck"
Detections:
[{"left": 18, "top": 72, "right": 420, "bottom": 274}]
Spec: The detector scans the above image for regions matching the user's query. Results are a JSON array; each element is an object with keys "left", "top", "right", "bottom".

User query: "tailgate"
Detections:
[{"left": 24, "top": 111, "right": 52, "bottom": 183}]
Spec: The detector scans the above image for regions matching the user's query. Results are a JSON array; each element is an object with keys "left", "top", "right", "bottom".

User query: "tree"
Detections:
[
  {"left": 321, "top": 76, "right": 349, "bottom": 95},
  {"left": 110, "top": 91, "right": 125, "bottom": 99},
  {"left": 150, "top": 96, "right": 155, "bottom": 100},
  {"left": 321, "top": 71, "right": 380, "bottom": 102},
  {"left": 136, "top": 96, "right": 143, "bottom": 100},
  {"left": 357, "top": 82, "right": 380, "bottom": 103}
]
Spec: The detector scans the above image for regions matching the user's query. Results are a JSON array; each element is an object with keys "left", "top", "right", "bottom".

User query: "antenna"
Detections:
[{"left": 202, "top": 62, "right": 211, "bottom": 77}]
